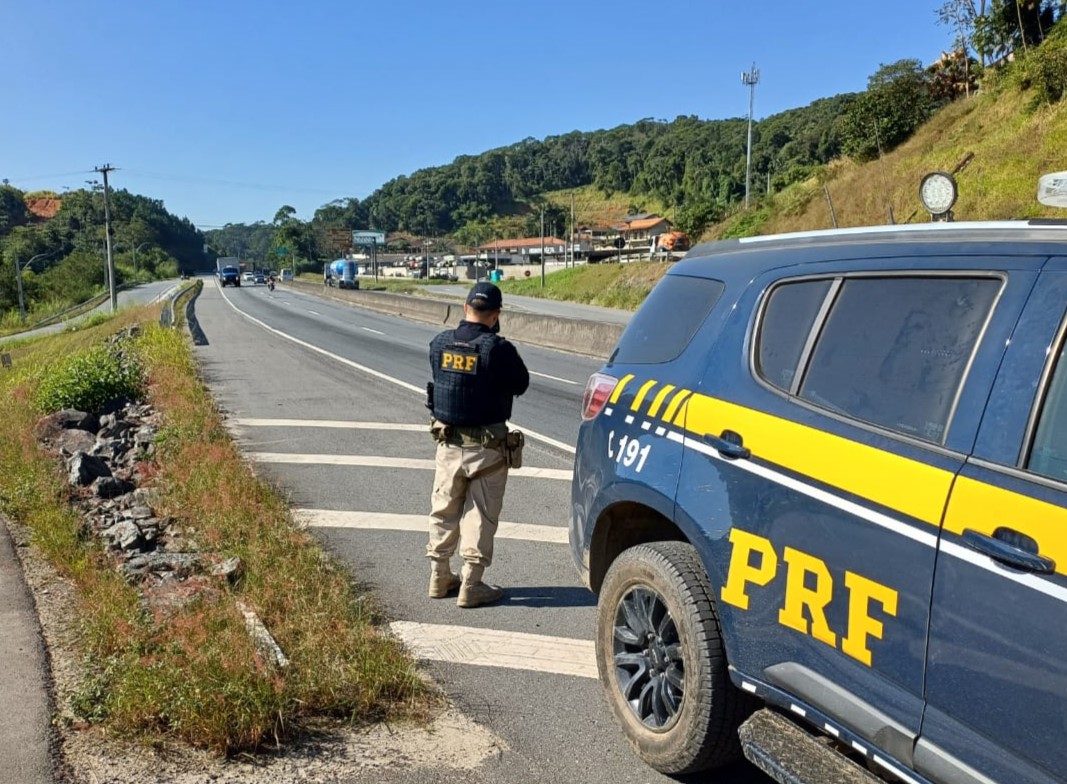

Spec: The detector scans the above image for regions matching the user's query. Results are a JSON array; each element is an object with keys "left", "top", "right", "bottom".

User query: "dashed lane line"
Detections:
[
  {"left": 530, "top": 370, "right": 580, "bottom": 385},
  {"left": 215, "top": 283, "right": 577, "bottom": 455},
  {"left": 250, "top": 452, "right": 572, "bottom": 481},
  {"left": 362, "top": 327, "right": 384, "bottom": 335},
  {"left": 234, "top": 418, "right": 428, "bottom": 432},
  {"left": 294, "top": 509, "right": 568, "bottom": 543},
  {"left": 389, "top": 621, "right": 596, "bottom": 679}
]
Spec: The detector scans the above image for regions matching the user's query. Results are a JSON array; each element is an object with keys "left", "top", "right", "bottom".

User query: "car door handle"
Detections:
[
  {"left": 961, "top": 529, "right": 1056, "bottom": 574},
  {"left": 702, "top": 429, "right": 751, "bottom": 460}
]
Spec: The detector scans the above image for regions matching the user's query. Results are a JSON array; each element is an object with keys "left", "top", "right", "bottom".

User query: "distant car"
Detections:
[
  {"left": 180, "top": 271, "right": 190, "bottom": 280},
  {"left": 280, "top": 269, "right": 293, "bottom": 281},
  {"left": 254, "top": 272, "right": 266, "bottom": 285},
  {"left": 242, "top": 272, "right": 254, "bottom": 283}
]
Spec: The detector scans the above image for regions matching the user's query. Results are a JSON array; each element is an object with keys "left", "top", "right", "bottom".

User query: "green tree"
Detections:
[{"left": 842, "top": 60, "right": 940, "bottom": 162}]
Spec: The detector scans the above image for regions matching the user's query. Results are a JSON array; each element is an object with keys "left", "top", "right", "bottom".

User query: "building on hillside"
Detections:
[
  {"left": 477, "top": 237, "right": 567, "bottom": 264},
  {"left": 616, "top": 215, "right": 673, "bottom": 248}
]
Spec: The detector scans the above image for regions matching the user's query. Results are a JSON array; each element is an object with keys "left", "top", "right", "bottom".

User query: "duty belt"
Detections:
[{"left": 431, "top": 420, "right": 507, "bottom": 447}]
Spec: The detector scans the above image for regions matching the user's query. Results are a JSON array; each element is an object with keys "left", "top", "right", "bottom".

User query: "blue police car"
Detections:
[{"left": 571, "top": 221, "right": 1067, "bottom": 783}]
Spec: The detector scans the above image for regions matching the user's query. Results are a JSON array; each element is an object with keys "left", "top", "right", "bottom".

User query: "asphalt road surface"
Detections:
[
  {"left": 0, "top": 279, "right": 182, "bottom": 344},
  {"left": 192, "top": 279, "right": 768, "bottom": 784}
]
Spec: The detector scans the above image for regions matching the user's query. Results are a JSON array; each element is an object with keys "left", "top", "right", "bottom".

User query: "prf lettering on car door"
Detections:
[{"left": 720, "top": 529, "right": 899, "bottom": 666}]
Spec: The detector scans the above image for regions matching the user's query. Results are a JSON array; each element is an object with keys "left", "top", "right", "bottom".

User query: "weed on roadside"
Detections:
[{"left": 0, "top": 311, "right": 431, "bottom": 755}]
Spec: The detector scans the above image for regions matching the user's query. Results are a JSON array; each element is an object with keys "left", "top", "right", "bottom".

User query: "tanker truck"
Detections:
[{"left": 324, "top": 259, "right": 359, "bottom": 290}]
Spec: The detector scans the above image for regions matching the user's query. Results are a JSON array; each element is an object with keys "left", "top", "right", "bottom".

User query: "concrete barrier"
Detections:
[{"left": 285, "top": 279, "right": 624, "bottom": 359}]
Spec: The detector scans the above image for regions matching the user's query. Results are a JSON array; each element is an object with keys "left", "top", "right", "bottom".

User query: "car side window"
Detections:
[
  {"left": 799, "top": 277, "right": 1000, "bottom": 443},
  {"left": 1028, "top": 337, "right": 1067, "bottom": 482},
  {"left": 757, "top": 280, "right": 832, "bottom": 391},
  {"left": 611, "top": 275, "right": 725, "bottom": 365}
]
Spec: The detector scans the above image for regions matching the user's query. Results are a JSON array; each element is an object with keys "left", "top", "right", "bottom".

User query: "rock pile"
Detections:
[{"left": 35, "top": 402, "right": 243, "bottom": 612}]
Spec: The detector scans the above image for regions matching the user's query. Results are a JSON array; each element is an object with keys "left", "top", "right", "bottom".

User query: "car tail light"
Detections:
[{"left": 581, "top": 373, "right": 619, "bottom": 421}]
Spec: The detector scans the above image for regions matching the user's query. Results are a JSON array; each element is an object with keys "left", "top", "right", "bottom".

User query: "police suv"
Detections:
[{"left": 570, "top": 222, "right": 1067, "bottom": 784}]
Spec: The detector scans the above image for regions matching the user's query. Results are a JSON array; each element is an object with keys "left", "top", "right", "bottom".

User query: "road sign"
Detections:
[
  {"left": 352, "top": 230, "right": 386, "bottom": 247},
  {"left": 325, "top": 227, "right": 353, "bottom": 250}
]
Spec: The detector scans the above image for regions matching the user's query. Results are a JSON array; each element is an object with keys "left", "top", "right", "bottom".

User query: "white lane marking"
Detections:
[
  {"left": 307, "top": 309, "right": 322, "bottom": 316},
  {"left": 249, "top": 453, "right": 572, "bottom": 481},
  {"left": 389, "top": 621, "right": 596, "bottom": 679},
  {"left": 216, "top": 287, "right": 576, "bottom": 455},
  {"left": 362, "top": 327, "right": 384, "bottom": 335},
  {"left": 295, "top": 509, "right": 568, "bottom": 544},
  {"left": 530, "top": 370, "right": 579, "bottom": 386},
  {"left": 233, "top": 418, "right": 428, "bottom": 432}
]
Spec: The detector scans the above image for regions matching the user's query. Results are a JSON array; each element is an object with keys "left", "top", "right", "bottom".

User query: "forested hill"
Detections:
[
  {"left": 353, "top": 94, "right": 857, "bottom": 242},
  {"left": 0, "top": 185, "right": 205, "bottom": 325}
]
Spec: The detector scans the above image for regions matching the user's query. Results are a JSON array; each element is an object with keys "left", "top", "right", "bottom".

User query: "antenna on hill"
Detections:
[{"left": 741, "top": 64, "right": 760, "bottom": 210}]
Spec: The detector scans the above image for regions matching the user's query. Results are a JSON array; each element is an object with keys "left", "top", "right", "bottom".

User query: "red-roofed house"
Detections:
[
  {"left": 477, "top": 237, "right": 567, "bottom": 264},
  {"left": 616, "top": 215, "right": 672, "bottom": 247}
]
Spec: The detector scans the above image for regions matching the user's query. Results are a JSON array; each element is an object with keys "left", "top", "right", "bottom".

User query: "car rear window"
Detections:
[{"left": 611, "top": 275, "right": 724, "bottom": 365}]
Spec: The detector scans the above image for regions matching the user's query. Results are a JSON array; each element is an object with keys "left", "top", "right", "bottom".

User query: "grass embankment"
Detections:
[
  {"left": 0, "top": 305, "right": 429, "bottom": 753},
  {"left": 710, "top": 61, "right": 1067, "bottom": 240},
  {"left": 499, "top": 262, "right": 670, "bottom": 310}
]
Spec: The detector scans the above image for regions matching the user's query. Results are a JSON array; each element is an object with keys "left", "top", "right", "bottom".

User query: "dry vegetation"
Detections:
[{"left": 0, "top": 298, "right": 430, "bottom": 755}]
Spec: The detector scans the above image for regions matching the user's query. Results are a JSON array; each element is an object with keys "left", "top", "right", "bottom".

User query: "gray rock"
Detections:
[
  {"left": 52, "top": 409, "right": 99, "bottom": 433},
  {"left": 91, "top": 437, "right": 129, "bottom": 461},
  {"left": 101, "top": 520, "right": 143, "bottom": 551},
  {"left": 67, "top": 453, "right": 112, "bottom": 486},
  {"left": 125, "top": 505, "right": 154, "bottom": 520},
  {"left": 98, "top": 420, "right": 135, "bottom": 440},
  {"left": 211, "top": 556, "right": 243, "bottom": 584},
  {"left": 55, "top": 429, "right": 98, "bottom": 456},
  {"left": 92, "top": 476, "right": 134, "bottom": 499},
  {"left": 133, "top": 426, "right": 156, "bottom": 448}
]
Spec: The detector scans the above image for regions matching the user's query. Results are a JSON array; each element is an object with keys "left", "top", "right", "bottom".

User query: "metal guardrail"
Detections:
[{"left": 160, "top": 281, "right": 202, "bottom": 328}]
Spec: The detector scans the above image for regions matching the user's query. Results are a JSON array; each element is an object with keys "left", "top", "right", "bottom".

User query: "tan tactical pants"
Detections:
[{"left": 426, "top": 441, "right": 509, "bottom": 568}]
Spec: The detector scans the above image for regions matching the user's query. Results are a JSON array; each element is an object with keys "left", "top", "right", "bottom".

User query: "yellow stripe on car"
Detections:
[
  {"left": 681, "top": 393, "right": 954, "bottom": 528},
  {"left": 943, "top": 477, "right": 1067, "bottom": 578},
  {"left": 630, "top": 379, "right": 659, "bottom": 412}
]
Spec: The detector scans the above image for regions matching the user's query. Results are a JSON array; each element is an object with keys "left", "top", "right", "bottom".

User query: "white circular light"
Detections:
[{"left": 920, "top": 172, "right": 958, "bottom": 215}]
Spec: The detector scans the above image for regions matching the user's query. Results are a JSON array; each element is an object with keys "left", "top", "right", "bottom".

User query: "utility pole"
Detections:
[
  {"left": 741, "top": 64, "right": 759, "bottom": 210},
  {"left": 95, "top": 164, "right": 118, "bottom": 312},
  {"left": 540, "top": 205, "right": 546, "bottom": 287},
  {"left": 569, "top": 191, "right": 576, "bottom": 268}
]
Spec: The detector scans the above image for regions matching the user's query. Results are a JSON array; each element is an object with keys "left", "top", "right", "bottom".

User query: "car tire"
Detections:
[{"left": 595, "top": 541, "right": 749, "bottom": 774}]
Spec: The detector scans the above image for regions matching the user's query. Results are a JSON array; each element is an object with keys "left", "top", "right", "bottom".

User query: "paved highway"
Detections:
[
  {"left": 0, "top": 280, "right": 182, "bottom": 344},
  {"left": 192, "top": 279, "right": 766, "bottom": 784}
]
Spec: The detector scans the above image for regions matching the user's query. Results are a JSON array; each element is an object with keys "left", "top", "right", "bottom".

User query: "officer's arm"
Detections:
[{"left": 496, "top": 341, "right": 530, "bottom": 396}]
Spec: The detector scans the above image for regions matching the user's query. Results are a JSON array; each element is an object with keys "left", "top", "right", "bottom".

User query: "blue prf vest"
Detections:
[{"left": 430, "top": 330, "right": 510, "bottom": 426}]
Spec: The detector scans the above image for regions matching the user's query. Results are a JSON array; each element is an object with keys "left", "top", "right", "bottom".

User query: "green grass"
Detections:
[
  {"left": 0, "top": 306, "right": 431, "bottom": 754},
  {"left": 498, "top": 262, "right": 670, "bottom": 311}
]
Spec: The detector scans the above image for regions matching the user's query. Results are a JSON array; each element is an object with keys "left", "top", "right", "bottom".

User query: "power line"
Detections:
[{"left": 3, "top": 170, "right": 95, "bottom": 185}]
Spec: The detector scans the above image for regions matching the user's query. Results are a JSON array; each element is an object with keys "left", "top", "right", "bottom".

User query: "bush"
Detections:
[{"left": 34, "top": 341, "right": 145, "bottom": 414}]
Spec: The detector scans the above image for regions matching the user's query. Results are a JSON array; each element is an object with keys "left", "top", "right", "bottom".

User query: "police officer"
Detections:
[{"left": 426, "top": 281, "right": 529, "bottom": 607}]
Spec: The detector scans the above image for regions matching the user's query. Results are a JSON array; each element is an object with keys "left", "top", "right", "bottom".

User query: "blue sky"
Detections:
[{"left": 2, "top": 1, "right": 957, "bottom": 229}]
